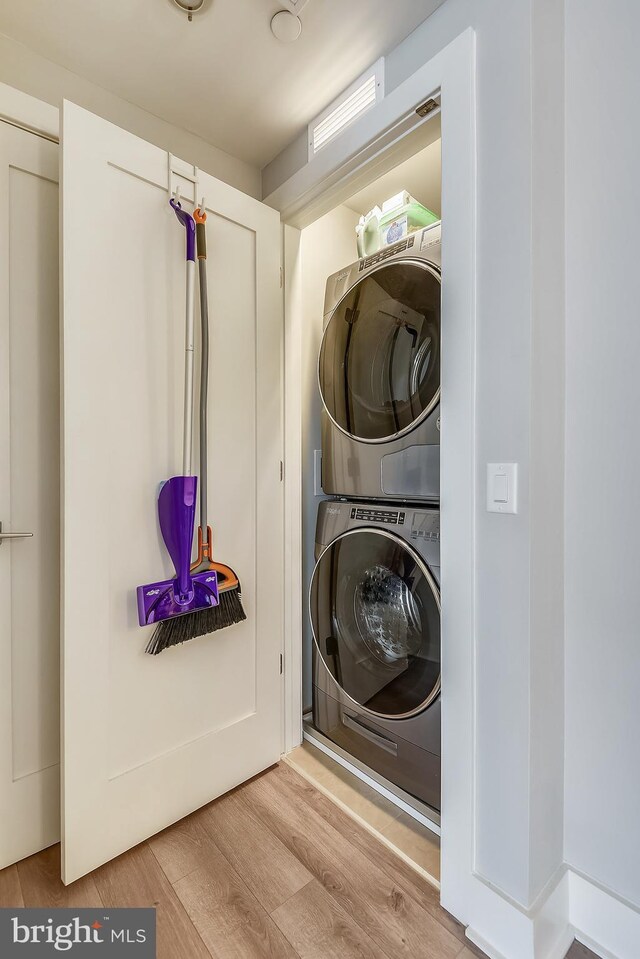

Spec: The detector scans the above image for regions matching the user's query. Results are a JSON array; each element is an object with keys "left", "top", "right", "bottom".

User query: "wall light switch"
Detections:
[
  {"left": 487, "top": 463, "right": 518, "bottom": 513},
  {"left": 493, "top": 472, "right": 508, "bottom": 503}
]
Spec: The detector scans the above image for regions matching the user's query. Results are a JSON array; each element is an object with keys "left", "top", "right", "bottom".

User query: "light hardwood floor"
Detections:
[
  {"left": 0, "top": 761, "right": 595, "bottom": 959},
  {"left": 286, "top": 741, "right": 440, "bottom": 881}
]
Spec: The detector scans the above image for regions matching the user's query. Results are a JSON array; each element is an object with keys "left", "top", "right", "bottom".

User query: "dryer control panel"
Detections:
[{"left": 358, "top": 235, "right": 416, "bottom": 271}]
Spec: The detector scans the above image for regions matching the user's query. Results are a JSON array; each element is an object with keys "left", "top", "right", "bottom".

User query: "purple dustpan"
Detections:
[{"left": 137, "top": 475, "right": 218, "bottom": 626}]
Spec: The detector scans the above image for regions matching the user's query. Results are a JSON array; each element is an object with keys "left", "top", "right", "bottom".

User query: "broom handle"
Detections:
[
  {"left": 183, "top": 258, "right": 196, "bottom": 476},
  {"left": 194, "top": 207, "right": 209, "bottom": 531},
  {"left": 170, "top": 198, "right": 196, "bottom": 476}
]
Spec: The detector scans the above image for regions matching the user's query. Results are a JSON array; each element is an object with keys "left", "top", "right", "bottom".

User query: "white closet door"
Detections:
[
  {"left": 0, "top": 122, "right": 60, "bottom": 868},
  {"left": 61, "top": 102, "right": 283, "bottom": 883}
]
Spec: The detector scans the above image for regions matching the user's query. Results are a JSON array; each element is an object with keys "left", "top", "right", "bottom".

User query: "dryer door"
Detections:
[
  {"left": 319, "top": 260, "right": 440, "bottom": 443},
  {"left": 310, "top": 528, "right": 440, "bottom": 719}
]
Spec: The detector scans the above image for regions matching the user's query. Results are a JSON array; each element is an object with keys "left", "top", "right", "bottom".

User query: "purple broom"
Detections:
[{"left": 137, "top": 198, "right": 219, "bottom": 654}]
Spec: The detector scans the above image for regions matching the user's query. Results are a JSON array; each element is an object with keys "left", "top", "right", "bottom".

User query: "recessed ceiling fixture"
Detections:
[
  {"left": 171, "top": 0, "right": 206, "bottom": 22},
  {"left": 270, "top": 10, "right": 302, "bottom": 43}
]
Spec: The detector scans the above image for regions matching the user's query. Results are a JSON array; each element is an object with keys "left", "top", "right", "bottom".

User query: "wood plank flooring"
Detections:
[
  {"left": 0, "top": 762, "right": 597, "bottom": 959},
  {"left": 286, "top": 742, "right": 440, "bottom": 881}
]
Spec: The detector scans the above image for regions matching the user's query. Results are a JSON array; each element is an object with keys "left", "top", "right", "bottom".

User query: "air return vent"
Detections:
[{"left": 308, "top": 59, "right": 384, "bottom": 159}]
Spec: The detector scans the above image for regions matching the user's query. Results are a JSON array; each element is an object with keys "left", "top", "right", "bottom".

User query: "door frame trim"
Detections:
[
  {"left": 278, "top": 26, "right": 477, "bottom": 931},
  {"left": 0, "top": 106, "right": 61, "bottom": 872},
  {"left": 0, "top": 82, "right": 59, "bottom": 142}
]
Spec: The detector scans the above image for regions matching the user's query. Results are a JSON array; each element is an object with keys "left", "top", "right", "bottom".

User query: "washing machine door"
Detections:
[
  {"left": 319, "top": 259, "right": 440, "bottom": 443},
  {"left": 310, "top": 528, "right": 440, "bottom": 720}
]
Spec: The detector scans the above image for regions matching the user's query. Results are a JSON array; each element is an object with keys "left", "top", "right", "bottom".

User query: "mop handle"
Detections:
[
  {"left": 170, "top": 199, "right": 196, "bottom": 476},
  {"left": 194, "top": 206, "right": 209, "bottom": 530}
]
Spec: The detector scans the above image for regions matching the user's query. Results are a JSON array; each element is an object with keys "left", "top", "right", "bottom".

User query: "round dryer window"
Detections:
[
  {"left": 310, "top": 528, "right": 440, "bottom": 719},
  {"left": 318, "top": 260, "right": 441, "bottom": 443}
]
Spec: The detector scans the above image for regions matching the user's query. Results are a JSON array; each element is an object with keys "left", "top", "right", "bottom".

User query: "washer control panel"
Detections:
[
  {"left": 410, "top": 512, "right": 440, "bottom": 542},
  {"left": 350, "top": 506, "right": 406, "bottom": 526}
]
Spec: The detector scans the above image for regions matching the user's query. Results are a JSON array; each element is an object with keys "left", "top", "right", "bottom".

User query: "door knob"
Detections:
[{"left": 0, "top": 521, "right": 33, "bottom": 546}]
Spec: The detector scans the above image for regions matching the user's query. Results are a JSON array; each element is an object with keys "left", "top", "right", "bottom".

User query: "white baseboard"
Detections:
[
  {"left": 545, "top": 929, "right": 577, "bottom": 959},
  {"left": 465, "top": 926, "right": 509, "bottom": 959},
  {"left": 463, "top": 866, "right": 570, "bottom": 959},
  {"left": 569, "top": 870, "right": 640, "bottom": 959},
  {"left": 460, "top": 872, "right": 551, "bottom": 959},
  {"left": 466, "top": 867, "right": 640, "bottom": 959},
  {"left": 534, "top": 868, "right": 573, "bottom": 959},
  {"left": 574, "top": 932, "right": 618, "bottom": 959}
]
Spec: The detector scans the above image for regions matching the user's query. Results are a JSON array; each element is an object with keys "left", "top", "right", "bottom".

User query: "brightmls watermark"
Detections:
[{"left": 0, "top": 908, "right": 156, "bottom": 956}]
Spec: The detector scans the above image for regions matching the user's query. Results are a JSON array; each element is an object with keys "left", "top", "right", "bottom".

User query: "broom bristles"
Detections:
[{"left": 145, "top": 587, "right": 246, "bottom": 655}]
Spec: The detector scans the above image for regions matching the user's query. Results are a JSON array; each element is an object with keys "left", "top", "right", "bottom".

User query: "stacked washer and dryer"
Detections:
[{"left": 308, "top": 222, "right": 442, "bottom": 822}]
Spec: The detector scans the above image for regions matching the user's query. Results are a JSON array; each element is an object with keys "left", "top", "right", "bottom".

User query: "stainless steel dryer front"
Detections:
[
  {"left": 319, "top": 222, "right": 441, "bottom": 502},
  {"left": 309, "top": 499, "right": 441, "bottom": 816}
]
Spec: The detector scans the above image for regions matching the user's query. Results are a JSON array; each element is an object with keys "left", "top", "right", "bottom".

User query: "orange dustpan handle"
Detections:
[{"left": 191, "top": 526, "right": 240, "bottom": 592}]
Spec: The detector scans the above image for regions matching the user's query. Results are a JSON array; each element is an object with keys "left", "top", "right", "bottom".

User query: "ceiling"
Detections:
[{"left": 0, "top": 0, "right": 445, "bottom": 168}]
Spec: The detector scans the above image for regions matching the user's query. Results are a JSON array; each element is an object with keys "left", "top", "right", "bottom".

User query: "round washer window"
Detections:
[
  {"left": 310, "top": 528, "right": 440, "bottom": 719},
  {"left": 319, "top": 260, "right": 441, "bottom": 443}
]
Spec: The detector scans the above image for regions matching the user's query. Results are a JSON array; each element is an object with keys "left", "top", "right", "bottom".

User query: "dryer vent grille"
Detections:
[{"left": 309, "top": 59, "right": 384, "bottom": 159}]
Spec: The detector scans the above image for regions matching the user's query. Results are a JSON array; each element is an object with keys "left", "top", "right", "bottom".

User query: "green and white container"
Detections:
[
  {"left": 378, "top": 191, "right": 439, "bottom": 247},
  {"left": 355, "top": 205, "right": 382, "bottom": 257}
]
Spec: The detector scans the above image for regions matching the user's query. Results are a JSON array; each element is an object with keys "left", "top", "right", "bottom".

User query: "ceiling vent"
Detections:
[{"left": 308, "top": 59, "right": 384, "bottom": 160}]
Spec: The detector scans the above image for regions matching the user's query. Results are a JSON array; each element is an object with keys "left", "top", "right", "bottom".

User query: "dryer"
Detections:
[
  {"left": 309, "top": 499, "right": 441, "bottom": 816},
  {"left": 319, "top": 222, "right": 441, "bottom": 502}
]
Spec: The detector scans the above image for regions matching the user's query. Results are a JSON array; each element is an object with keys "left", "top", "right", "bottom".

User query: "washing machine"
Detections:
[
  {"left": 319, "top": 222, "right": 441, "bottom": 502},
  {"left": 309, "top": 498, "right": 441, "bottom": 816}
]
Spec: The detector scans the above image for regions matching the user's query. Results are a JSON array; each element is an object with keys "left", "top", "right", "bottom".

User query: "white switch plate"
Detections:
[
  {"left": 314, "top": 449, "right": 323, "bottom": 496},
  {"left": 487, "top": 463, "right": 518, "bottom": 513}
]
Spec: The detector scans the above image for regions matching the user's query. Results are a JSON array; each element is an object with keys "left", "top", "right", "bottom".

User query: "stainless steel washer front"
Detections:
[
  {"left": 310, "top": 527, "right": 441, "bottom": 721},
  {"left": 310, "top": 499, "right": 441, "bottom": 812}
]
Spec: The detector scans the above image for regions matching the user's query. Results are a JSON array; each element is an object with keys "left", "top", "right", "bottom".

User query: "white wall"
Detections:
[
  {"left": 375, "top": 0, "right": 566, "bottom": 911},
  {"left": 0, "top": 32, "right": 260, "bottom": 198},
  {"left": 564, "top": 0, "right": 640, "bottom": 909},
  {"left": 299, "top": 205, "right": 360, "bottom": 709}
]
